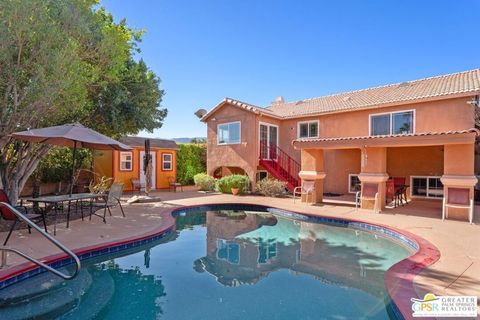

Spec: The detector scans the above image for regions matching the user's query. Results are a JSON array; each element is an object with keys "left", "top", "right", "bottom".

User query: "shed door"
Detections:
[{"left": 139, "top": 151, "right": 156, "bottom": 190}]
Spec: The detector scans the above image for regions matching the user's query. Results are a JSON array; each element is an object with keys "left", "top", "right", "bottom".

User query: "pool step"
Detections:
[
  {"left": 57, "top": 268, "right": 115, "bottom": 320},
  {"left": 0, "top": 269, "right": 92, "bottom": 320}
]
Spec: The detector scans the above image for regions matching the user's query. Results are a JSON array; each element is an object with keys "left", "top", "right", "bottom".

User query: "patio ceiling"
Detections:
[{"left": 292, "top": 129, "right": 479, "bottom": 149}]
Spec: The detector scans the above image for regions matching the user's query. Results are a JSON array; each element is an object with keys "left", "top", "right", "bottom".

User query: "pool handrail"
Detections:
[{"left": 0, "top": 201, "right": 81, "bottom": 280}]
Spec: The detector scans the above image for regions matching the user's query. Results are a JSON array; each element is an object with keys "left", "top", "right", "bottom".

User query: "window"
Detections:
[
  {"left": 217, "top": 121, "right": 241, "bottom": 145},
  {"left": 348, "top": 174, "right": 361, "bottom": 193},
  {"left": 256, "top": 171, "right": 268, "bottom": 182},
  {"left": 258, "top": 240, "right": 277, "bottom": 264},
  {"left": 411, "top": 176, "right": 443, "bottom": 198},
  {"left": 297, "top": 120, "right": 319, "bottom": 138},
  {"left": 370, "top": 110, "right": 414, "bottom": 136},
  {"left": 162, "top": 153, "right": 173, "bottom": 171},
  {"left": 119, "top": 152, "right": 133, "bottom": 171},
  {"left": 216, "top": 239, "right": 240, "bottom": 264}
]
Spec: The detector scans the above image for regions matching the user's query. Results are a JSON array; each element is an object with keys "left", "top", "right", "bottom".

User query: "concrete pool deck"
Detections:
[{"left": 1, "top": 188, "right": 479, "bottom": 317}]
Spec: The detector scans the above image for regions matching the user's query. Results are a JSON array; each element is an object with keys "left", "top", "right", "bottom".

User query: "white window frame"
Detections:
[
  {"left": 348, "top": 174, "right": 361, "bottom": 193},
  {"left": 369, "top": 109, "right": 416, "bottom": 136},
  {"left": 297, "top": 120, "right": 320, "bottom": 139},
  {"left": 217, "top": 121, "right": 241, "bottom": 145},
  {"left": 410, "top": 175, "right": 443, "bottom": 199},
  {"left": 119, "top": 151, "right": 133, "bottom": 171},
  {"left": 162, "top": 153, "right": 173, "bottom": 171},
  {"left": 256, "top": 170, "right": 268, "bottom": 182}
]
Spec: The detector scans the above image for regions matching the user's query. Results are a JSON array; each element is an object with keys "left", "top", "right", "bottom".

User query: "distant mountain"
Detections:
[{"left": 172, "top": 137, "right": 207, "bottom": 144}]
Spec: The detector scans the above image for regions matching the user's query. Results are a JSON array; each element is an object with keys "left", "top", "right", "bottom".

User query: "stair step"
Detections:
[{"left": 0, "top": 269, "right": 92, "bottom": 320}]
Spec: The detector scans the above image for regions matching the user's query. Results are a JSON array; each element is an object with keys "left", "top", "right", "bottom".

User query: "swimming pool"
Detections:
[{"left": 0, "top": 204, "right": 414, "bottom": 319}]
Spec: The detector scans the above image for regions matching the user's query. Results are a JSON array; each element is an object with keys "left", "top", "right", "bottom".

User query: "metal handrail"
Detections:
[{"left": 0, "top": 202, "right": 81, "bottom": 280}]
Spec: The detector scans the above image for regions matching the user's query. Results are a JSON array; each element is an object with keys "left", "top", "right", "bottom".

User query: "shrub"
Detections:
[
  {"left": 256, "top": 178, "right": 287, "bottom": 197},
  {"left": 216, "top": 174, "right": 250, "bottom": 194},
  {"left": 176, "top": 143, "right": 207, "bottom": 185},
  {"left": 193, "top": 173, "right": 216, "bottom": 191}
]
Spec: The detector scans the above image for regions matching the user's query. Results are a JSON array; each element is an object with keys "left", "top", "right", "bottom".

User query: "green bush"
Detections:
[
  {"left": 216, "top": 175, "right": 250, "bottom": 194},
  {"left": 193, "top": 173, "right": 216, "bottom": 191},
  {"left": 256, "top": 178, "right": 287, "bottom": 197},
  {"left": 176, "top": 143, "right": 206, "bottom": 185},
  {"left": 35, "top": 147, "right": 92, "bottom": 183}
]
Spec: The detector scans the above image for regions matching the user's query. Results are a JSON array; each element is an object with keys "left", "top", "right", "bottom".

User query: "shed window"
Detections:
[
  {"left": 119, "top": 152, "right": 132, "bottom": 171},
  {"left": 162, "top": 153, "right": 173, "bottom": 171}
]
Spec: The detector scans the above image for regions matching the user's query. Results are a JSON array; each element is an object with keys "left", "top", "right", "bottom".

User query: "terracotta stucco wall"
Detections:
[
  {"left": 206, "top": 105, "right": 259, "bottom": 179},
  {"left": 324, "top": 149, "right": 361, "bottom": 194},
  {"left": 205, "top": 97, "right": 475, "bottom": 193}
]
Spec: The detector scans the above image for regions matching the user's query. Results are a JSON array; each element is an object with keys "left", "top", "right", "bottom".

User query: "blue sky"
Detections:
[{"left": 101, "top": 0, "right": 480, "bottom": 139}]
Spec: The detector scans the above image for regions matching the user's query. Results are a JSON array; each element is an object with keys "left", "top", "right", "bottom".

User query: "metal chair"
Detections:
[
  {"left": 293, "top": 180, "right": 315, "bottom": 204},
  {"left": 442, "top": 187, "right": 474, "bottom": 224},
  {"left": 355, "top": 183, "right": 380, "bottom": 213},
  {"left": 0, "top": 189, "right": 47, "bottom": 245},
  {"left": 90, "top": 183, "right": 126, "bottom": 223},
  {"left": 130, "top": 178, "right": 145, "bottom": 195},
  {"left": 168, "top": 176, "right": 183, "bottom": 192}
]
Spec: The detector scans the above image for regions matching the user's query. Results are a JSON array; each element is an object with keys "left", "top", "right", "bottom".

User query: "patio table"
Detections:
[{"left": 24, "top": 193, "right": 105, "bottom": 235}]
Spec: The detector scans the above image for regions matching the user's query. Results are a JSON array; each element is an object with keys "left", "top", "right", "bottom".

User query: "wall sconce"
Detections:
[{"left": 211, "top": 117, "right": 217, "bottom": 121}]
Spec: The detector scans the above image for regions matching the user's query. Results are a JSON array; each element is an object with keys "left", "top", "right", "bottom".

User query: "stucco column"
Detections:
[
  {"left": 298, "top": 148, "right": 326, "bottom": 203},
  {"left": 441, "top": 144, "right": 477, "bottom": 220},
  {"left": 358, "top": 147, "right": 389, "bottom": 210}
]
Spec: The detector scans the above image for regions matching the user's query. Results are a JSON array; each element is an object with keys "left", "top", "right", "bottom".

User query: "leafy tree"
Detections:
[
  {"left": 176, "top": 143, "right": 206, "bottom": 185},
  {"left": 0, "top": 0, "right": 166, "bottom": 203}
]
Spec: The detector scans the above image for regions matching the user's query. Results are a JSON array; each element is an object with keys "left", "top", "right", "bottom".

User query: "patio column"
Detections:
[
  {"left": 358, "top": 147, "right": 389, "bottom": 210},
  {"left": 441, "top": 143, "right": 477, "bottom": 220},
  {"left": 299, "top": 148, "right": 326, "bottom": 203}
]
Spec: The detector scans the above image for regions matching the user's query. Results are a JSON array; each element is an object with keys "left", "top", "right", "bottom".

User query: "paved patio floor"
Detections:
[{"left": 1, "top": 188, "right": 479, "bottom": 312}]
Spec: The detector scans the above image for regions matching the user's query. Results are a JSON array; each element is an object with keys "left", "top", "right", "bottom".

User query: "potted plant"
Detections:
[
  {"left": 231, "top": 187, "right": 240, "bottom": 195},
  {"left": 216, "top": 174, "right": 249, "bottom": 195}
]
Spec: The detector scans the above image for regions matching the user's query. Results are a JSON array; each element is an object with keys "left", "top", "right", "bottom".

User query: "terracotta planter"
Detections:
[{"left": 231, "top": 188, "right": 240, "bottom": 195}]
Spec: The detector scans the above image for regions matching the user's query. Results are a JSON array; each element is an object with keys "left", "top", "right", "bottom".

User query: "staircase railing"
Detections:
[
  {"left": 259, "top": 140, "right": 301, "bottom": 188},
  {"left": 0, "top": 202, "right": 81, "bottom": 280}
]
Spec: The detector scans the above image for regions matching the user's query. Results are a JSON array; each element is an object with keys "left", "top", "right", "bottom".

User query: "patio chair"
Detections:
[
  {"left": 168, "top": 177, "right": 183, "bottom": 192},
  {"left": 130, "top": 178, "right": 145, "bottom": 195},
  {"left": 0, "top": 189, "right": 47, "bottom": 245},
  {"left": 293, "top": 180, "right": 315, "bottom": 204},
  {"left": 386, "top": 180, "right": 395, "bottom": 204},
  {"left": 442, "top": 187, "right": 474, "bottom": 224},
  {"left": 89, "top": 183, "right": 126, "bottom": 223},
  {"left": 355, "top": 183, "right": 380, "bottom": 213}
]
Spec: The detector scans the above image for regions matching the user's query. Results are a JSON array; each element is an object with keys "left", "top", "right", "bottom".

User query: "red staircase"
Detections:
[{"left": 259, "top": 141, "right": 301, "bottom": 192}]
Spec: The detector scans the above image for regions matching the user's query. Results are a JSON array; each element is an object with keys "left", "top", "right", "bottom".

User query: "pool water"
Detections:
[{"left": 0, "top": 206, "right": 412, "bottom": 320}]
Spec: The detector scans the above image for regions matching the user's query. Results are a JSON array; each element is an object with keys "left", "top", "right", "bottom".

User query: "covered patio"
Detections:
[{"left": 294, "top": 129, "right": 479, "bottom": 223}]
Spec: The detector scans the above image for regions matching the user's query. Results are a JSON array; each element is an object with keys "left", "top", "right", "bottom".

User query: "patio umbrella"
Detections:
[
  {"left": 12, "top": 123, "right": 132, "bottom": 195},
  {"left": 143, "top": 139, "right": 152, "bottom": 195}
]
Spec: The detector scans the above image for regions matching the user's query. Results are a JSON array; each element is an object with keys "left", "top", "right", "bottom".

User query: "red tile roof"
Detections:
[
  {"left": 293, "top": 129, "right": 479, "bottom": 144},
  {"left": 269, "top": 69, "right": 480, "bottom": 118}
]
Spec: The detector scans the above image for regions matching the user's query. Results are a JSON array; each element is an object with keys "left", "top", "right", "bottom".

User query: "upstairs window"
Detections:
[
  {"left": 119, "top": 152, "right": 133, "bottom": 171},
  {"left": 217, "top": 121, "right": 241, "bottom": 145},
  {"left": 297, "top": 120, "right": 319, "bottom": 138},
  {"left": 370, "top": 110, "right": 414, "bottom": 136}
]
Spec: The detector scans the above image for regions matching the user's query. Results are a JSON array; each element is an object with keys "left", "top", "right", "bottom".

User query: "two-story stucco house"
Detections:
[{"left": 201, "top": 69, "right": 480, "bottom": 220}]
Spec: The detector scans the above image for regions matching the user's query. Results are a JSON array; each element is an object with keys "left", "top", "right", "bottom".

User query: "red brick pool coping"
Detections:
[{"left": 0, "top": 203, "right": 440, "bottom": 320}]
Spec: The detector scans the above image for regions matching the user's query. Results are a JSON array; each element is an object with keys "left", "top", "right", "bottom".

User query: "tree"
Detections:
[{"left": 0, "top": 0, "right": 166, "bottom": 203}]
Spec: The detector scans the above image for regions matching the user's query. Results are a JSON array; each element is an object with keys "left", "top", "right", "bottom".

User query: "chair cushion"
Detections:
[{"left": 448, "top": 188, "right": 470, "bottom": 205}]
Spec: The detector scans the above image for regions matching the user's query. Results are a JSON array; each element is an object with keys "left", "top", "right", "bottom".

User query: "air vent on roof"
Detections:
[
  {"left": 398, "top": 82, "right": 410, "bottom": 87},
  {"left": 343, "top": 96, "right": 352, "bottom": 102},
  {"left": 295, "top": 100, "right": 304, "bottom": 105}
]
